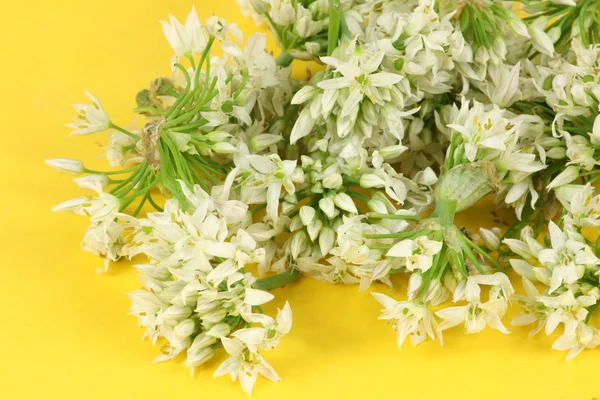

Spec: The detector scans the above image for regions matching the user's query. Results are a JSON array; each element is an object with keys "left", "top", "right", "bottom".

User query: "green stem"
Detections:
[
  {"left": 431, "top": 198, "right": 457, "bottom": 226},
  {"left": 367, "top": 212, "right": 421, "bottom": 222},
  {"left": 83, "top": 166, "right": 138, "bottom": 175},
  {"left": 110, "top": 123, "right": 140, "bottom": 140},
  {"left": 327, "top": 0, "right": 341, "bottom": 55},
  {"left": 254, "top": 269, "right": 300, "bottom": 291},
  {"left": 364, "top": 229, "right": 432, "bottom": 240}
]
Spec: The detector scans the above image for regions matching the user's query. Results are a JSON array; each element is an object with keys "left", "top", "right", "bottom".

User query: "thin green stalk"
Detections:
[
  {"left": 327, "top": 0, "right": 341, "bottom": 55},
  {"left": 166, "top": 64, "right": 192, "bottom": 119},
  {"left": 110, "top": 163, "right": 147, "bottom": 195},
  {"left": 367, "top": 212, "right": 421, "bottom": 222},
  {"left": 110, "top": 123, "right": 140, "bottom": 140},
  {"left": 364, "top": 229, "right": 433, "bottom": 240},
  {"left": 83, "top": 166, "right": 138, "bottom": 175},
  {"left": 255, "top": 269, "right": 300, "bottom": 291},
  {"left": 459, "top": 235, "right": 486, "bottom": 275}
]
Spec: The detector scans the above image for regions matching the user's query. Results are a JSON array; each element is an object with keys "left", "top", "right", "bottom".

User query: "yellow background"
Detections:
[{"left": 1, "top": 1, "right": 598, "bottom": 399}]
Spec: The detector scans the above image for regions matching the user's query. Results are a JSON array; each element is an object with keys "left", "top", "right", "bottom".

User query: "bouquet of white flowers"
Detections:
[{"left": 47, "top": 0, "right": 600, "bottom": 394}]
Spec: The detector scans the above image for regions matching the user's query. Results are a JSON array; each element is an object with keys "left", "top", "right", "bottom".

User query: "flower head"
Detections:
[{"left": 67, "top": 91, "right": 111, "bottom": 135}]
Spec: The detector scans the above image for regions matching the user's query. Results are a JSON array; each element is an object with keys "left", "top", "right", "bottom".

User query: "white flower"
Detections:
[
  {"left": 67, "top": 91, "right": 111, "bottom": 135},
  {"left": 45, "top": 158, "right": 85, "bottom": 175},
  {"left": 214, "top": 337, "right": 280, "bottom": 396},
  {"left": 537, "top": 222, "right": 599, "bottom": 293},
  {"left": 436, "top": 299, "right": 510, "bottom": 335},
  {"left": 538, "top": 291, "right": 596, "bottom": 335},
  {"left": 372, "top": 293, "right": 440, "bottom": 348},
  {"left": 512, "top": 277, "right": 547, "bottom": 337},
  {"left": 552, "top": 320, "right": 600, "bottom": 360},
  {"left": 161, "top": 7, "right": 204, "bottom": 59},
  {"left": 386, "top": 236, "right": 443, "bottom": 272},
  {"left": 52, "top": 187, "right": 120, "bottom": 223},
  {"left": 447, "top": 100, "right": 513, "bottom": 162},
  {"left": 479, "top": 63, "right": 522, "bottom": 107},
  {"left": 563, "top": 184, "right": 600, "bottom": 227},
  {"left": 318, "top": 50, "right": 402, "bottom": 138},
  {"left": 233, "top": 301, "right": 292, "bottom": 350}
]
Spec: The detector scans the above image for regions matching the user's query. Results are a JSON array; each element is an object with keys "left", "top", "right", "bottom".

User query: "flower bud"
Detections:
[
  {"left": 453, "top": 279, "right": 467, "bottom": 302},
  {"left": 416, "top": 167, "right": 438, "bottom": 186},
  {"left": 136, "top": 89, "right": 150, "bottom": 108},
  {"left": 211, "top": 142, "right": 238, "bottom": 154},
  {"left": 291, "top": 230, "right": 308, "bottom": 259},
  {"left": 368, "top": 198, "right": 388, "bottom": 214},
  {"left": 250, "top": 0, "right": 270, "bottom": 14},
  {"left": 174, "top": 319, "right": 196, "bottom": 340},
  {"left": 322, "top": 173, "right": 343, "bottom": 189},
  {"left": 547, "top": 166, "right": 580, "bottom": 190},
  {"left": 45, "top": 158, "right": 85, "bottom": 175},
  {"left": 290, "top": 215, "right": 304, "bottom": 232},
  {"left": 305, "top": 41, "right": 321, "bottom": 56},
  {"left": 74, "top": 174, "right": 108, "bottom": 189},
  {"left": 149, "top": 78, "right": 174, "bottom": 98},
  {"left": 185, "top": 347, "right": 214, "bottom": 368},
  {"left": 547, "top": 26, "right": 561, "bottom": 44},
  {"left": 407, "top": 272, "right": 423, "bottom": 300},
  {"left": 292, "top": 86, "right": 317, "bottom": 105},
  {"left": 201, "top": 308, "right": 228, "bottom": 324},
  {"left": 503, "top": 239, "right": 534, "bottom": 259},
  {"left": 189, "top": 333, "right": 217, "bottom": 354},
  {"left": 424, "top": 280, "right": 442, "bottom": 303},
  {"left": 508, "top": 18, "right": 530, "bottom": 38},
  {"left": 378, "top": 145, "right": 408, "bottom": 159},
  {"left": 291, "top": 167, "right": 305, "bottom": 183},
  {"left": 163, "top": 305, "right": 192, "bottom": 323},
  {"left": 546, "top": 147, "right": 566, "bottom": 159},
  {"left": 333, "top": 193, "right": 358, "bottom": 214},
  {"left": 593, "top": 115, "right": 600, "bottom": 141},
  {"left": 319, "top": 197, "right": 336, "bottom": 219},
  {"left": 206, "top": 322, "right": 232, "bottom": 338},
  {"left": 281, "top": 201, "right": 296, "bottom": 215},
  {"left": 135, "top": 264, "right": 171, "bottom": 281},
  {"left": 249, "top": 134, "right": 282, "bottom": 152},
  {"left": 195, "top": 299, "right": 218, "bottom": 314},
  {"left": 479, "top": 228, "right": 500, "bottom": 250},
  {"left": 300, "top": 206, "right": 316, "bottom": 225},
  {"left": 360, "top": 174, "right": 386, "bottom": 188},
  {"left": 529, "top": 24, "right": 555, "bottom": 56},
  {"left": 204, "top": 131, "right": 232, "bottom": 142},
  {"left": 307, "top": 219, "right": 323, "bottom": 242},
  {"left": 318, "top": 227, "right": 335, "bottom": 255},
  {"left": 295, "top": 16, "right": 312, "bottom": 37},
  {"left": 443, "top": 271, "right": 458, "bottom": 293}
]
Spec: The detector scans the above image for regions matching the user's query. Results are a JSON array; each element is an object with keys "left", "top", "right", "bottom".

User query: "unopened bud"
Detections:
[
  {"left": 322, "top": 173, "right": 343, "bottom": 189},
  {"left": 318, "top": 227, "right": 335, "bottom": 255},
  {"left": 163, "top": 305, "right": 192, "bottom": 323},
  {"left": 479, "top": 228, "right": 500, "bottom": 250},
  {"left": 174, "top": 319, "right": 196, "bottom": 340},
  {"left": 46, "top": 158, "right": 85, "bottom": 175},
  {"left": 333, "top": 193, "right": 358, "bottom": 214},
  {"left": 300, "top": 205, "right": 316, "bottom": 225},
  {"left": 319, "top": 197, "right": 336, "bottom": 219}
]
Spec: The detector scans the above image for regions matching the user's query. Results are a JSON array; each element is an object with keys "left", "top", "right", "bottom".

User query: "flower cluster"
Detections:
[
  {"left": 48, "top": 0, "right": 600, "bottom": 394},
  {"left": 125, "top": 182, "right": 292, "bottom": 394}
]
